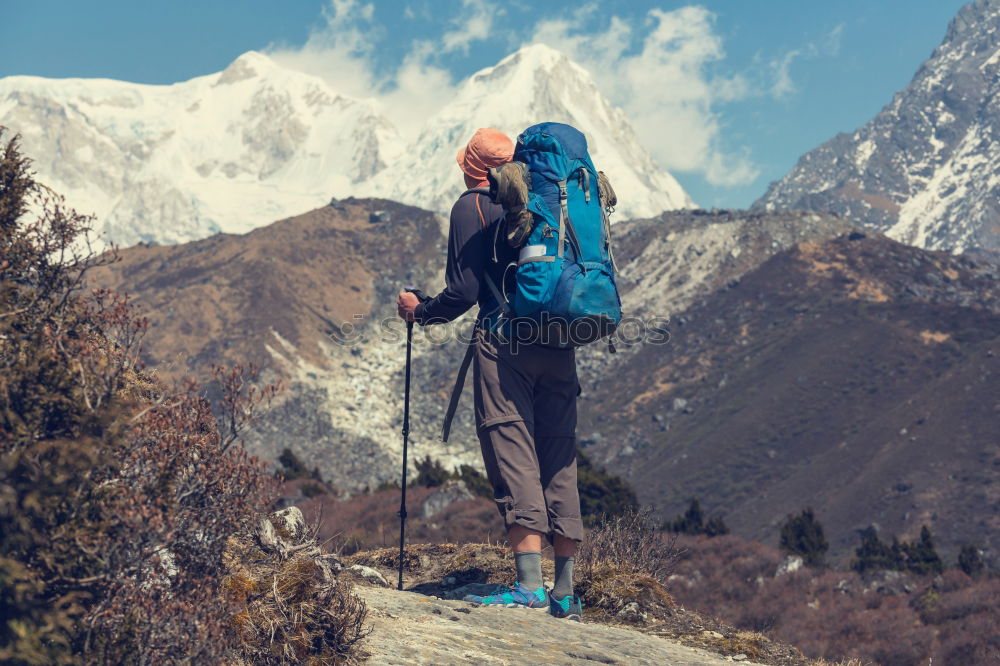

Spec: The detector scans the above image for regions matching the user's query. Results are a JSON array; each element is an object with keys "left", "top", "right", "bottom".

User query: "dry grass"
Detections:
[
  {"left": 576, "top": 507, "right": 683, "bottom": 622},
  {"left": 579, "top": 507, "right": 682, "bottom": 581},
  {"left": 224, "top": 511, "right": 370, "bottom": 665},
  {"left": 719, "top": 631, "right": 769, "bottom": 661}
]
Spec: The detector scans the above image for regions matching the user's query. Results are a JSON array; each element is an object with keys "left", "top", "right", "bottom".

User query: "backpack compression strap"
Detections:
[{"left": 557, "top": 179, "right": 584, "bottom": 262}]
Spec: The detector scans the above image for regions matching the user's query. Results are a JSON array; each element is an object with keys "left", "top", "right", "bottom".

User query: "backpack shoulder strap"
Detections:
[{"left": 474, "top": 192, "right": 487, "bottom": 229}]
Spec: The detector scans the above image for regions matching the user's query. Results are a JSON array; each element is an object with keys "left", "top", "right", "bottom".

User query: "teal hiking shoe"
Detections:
[
  {"left": 463, "top": 582, "right": 549, "bottom": 610},
  {"left": 549, "top": 594, "right": 583, "bottom": 620}
]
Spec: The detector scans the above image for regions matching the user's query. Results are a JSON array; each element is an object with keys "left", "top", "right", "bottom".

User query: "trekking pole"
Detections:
[
  {"left": 397, "top": 317, "right": 412, "bottom": 591},
  {"left": 397, "top": 287, "right": 425, "bottom": 591}
]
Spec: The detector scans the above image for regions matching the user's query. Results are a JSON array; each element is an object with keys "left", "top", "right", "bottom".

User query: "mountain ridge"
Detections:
[
  {"left": 1, "top": 45, "right": 692, "bottom": 247},
  {"left": 88, "top": 198, "right": 1000, "bottom": 561},
  {"left": 580, "top": 230, "right": 1000, "bottom": 562},
  {"left": 0, "top": 50, "right": 401, "bottom": 246},
  {"left": 754, "top": 0, "right": 1000, "bottom": 252},
  {"left": 359, "top": 43, "right": 694, "bottom": 222}
]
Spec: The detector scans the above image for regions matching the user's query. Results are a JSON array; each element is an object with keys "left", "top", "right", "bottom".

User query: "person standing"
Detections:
[{"left": 396, "top": 127, "right": 584, "bottom": 620}]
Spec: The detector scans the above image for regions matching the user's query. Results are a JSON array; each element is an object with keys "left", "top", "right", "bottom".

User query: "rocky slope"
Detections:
[
  {"left": 579, "top": 232, "right": 1000, "bottom": 562},
  {"left": 1, "top": 45, "right": 691, "bottom": 247},
  {"left": 345, "top": 543, "right": 810, "bottom": 666},
  {"left": 88, "top": 197, "right": 479, "bottom": 488},
  {"left": 90, "top": 198, "right": 999, "bottom": 560},
  {"left": 754, "top": 0, "right": 1000, "bottom": 252},
  {"left": 90, "top": 202, "right": 850, "bottom": 493}
]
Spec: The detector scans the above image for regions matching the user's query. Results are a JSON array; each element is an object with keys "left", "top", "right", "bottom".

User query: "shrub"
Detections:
[
  {"left": 577, "top": 507, "right": 680, "bottom": 620},
  {"left": 669, "top": 498, "right": 705, "bottom": 534},
  {"left": 902, "top": 526, "right": 943, "bottom": 575},
  {"left": 579, "top": 507, "right": 681, "bottom": 582},
  {"left": 779, "top": 508, "right": 829, "bottom": 566},
  {"left": 851, "top": 525, "right": 944, "bottom": 576},
  {"left": 0, "top": 127, "right": 367, "bottom": 664},
  {"left": 412, "top": 456, "right": 493, "bottom": 497},
  {"left": 300, "top": 482, "right": 327, "bottom": 499},
  {"left": 414, "top": 455, "right": 449, "bottom": 488},
  {"left": 277, "top": 447, "right": 311, "bottom": 480},
  {"left": 704, "top": 515, "right": 730, "bottom": 537},
  {"left": 455, "top": 463, "right": 493, "bottom": 500}
]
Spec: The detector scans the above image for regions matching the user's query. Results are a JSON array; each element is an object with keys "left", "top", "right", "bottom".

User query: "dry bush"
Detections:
[
  {"left": 81, "top": 386, "right": 278, "bottom": 664},
  {"left": 224, "top": 509, "right": 370, "bottom": 665},
  {"left": 922, "top": 572, "right": 1000, "bottom": 665},
  {"left": 576, "top": 507, "right": 681, "bottom": 621},
  {"left": 1, "top": 127, "right": 370, "bottom": 665},
  {"left": 668, "top": 532, "right": 1000, "bottom": 666},
  {"left": 578, "top": 506, "right": 681, "bottom": 581}
]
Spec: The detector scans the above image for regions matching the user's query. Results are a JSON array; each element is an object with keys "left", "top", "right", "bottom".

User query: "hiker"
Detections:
[{"left": 396, "top": 127, "right": 585, "bottom": 620}]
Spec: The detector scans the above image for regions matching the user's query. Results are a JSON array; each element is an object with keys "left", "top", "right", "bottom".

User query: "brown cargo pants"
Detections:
[{"left": 472, "top": 326, "right": 584, "bottom": 542}]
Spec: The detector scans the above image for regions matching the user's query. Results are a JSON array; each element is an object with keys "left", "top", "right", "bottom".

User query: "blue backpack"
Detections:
[
  {"left": 482, "top": 122, "right": 622, "bottom": 348},
  {"left": 440, "top": 122, "right": 623, "bottom": 442}
]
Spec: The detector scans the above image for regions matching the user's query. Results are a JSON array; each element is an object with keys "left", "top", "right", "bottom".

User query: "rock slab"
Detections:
[{"left": 356, "top": 586, "right": 762, "bottom": 665}]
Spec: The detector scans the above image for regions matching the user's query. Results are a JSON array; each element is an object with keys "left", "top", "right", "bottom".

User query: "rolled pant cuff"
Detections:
[
  {"left": 500, "top": 506, "right": 550, "bottom": 535},
  {"left": 548, "top": 515, "right": 585, "bottom": 543}
]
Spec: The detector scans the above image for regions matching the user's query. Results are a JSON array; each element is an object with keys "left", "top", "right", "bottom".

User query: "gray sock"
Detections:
[
  {"left": 552, "top": 556, "right": 575, "bottom": 600},
  {"left": 514, "top": 551, "right": 544, "bottom": 590}
]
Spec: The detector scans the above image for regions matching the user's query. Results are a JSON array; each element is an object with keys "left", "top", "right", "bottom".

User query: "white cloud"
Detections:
[
  {"left": 267, "top": 0, "right": 513, "bottom": 140},
  {"left": 440, "top": 0, "right": 496, "bottom": 54},
  {"left": 825, "top": 23, "right": 845, "bottom": 57},
  {"left": 531, "top": 6, "right": 758, "bottom": 187},
  {"left": 270, "top": 1, "right": 841, "bottom": 188},
  {"left": 268, "top": 0, "right": 471, "bottom": 140},
  {"left": 267, "top": 0, "right": 380, "bottom": 102},
  {"left": 767, "top": 23, "right": 845, "bottom": 100},
  {"left": 771, "top": 49, "right": 801, "bottom": 98}
]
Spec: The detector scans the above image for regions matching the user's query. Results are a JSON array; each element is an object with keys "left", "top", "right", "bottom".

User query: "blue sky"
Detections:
[{"left": 0, "top": 0, "right": 967, "bottom": 208}]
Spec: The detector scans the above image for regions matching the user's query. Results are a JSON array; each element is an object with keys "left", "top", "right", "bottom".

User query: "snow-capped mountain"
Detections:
[
  {"left": 0, "top": 45, "right": 693, "bottom": 247},
  {"left": 360, "top": 44, "right": 694, "bottom": 220},
  {"left": 0, "top": 51, "right": 401, "bottom": 246},
  {"left": 754, "top": 0, "right": 1000, "bottom": 252}
]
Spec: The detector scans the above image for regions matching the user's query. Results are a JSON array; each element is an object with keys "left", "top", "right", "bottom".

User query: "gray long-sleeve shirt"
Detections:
[{"left": 414, "top": 188, "right": 515, "bottom": 325}]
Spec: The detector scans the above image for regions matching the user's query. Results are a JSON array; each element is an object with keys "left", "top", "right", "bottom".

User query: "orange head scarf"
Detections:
[{"left": 456, "top": 127, "right": 514, "bottom": 189}]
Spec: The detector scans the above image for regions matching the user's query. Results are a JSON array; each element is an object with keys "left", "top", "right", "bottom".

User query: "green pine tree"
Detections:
[
  {"left": 704, "top": 515, "right": 730, "bottom": 537},
  {"left": 414, "top": 455, "right": 449, "bottom": 488},
  {"left": 904, "top": 526, "right": 944, "bottom": 575},
  {"left": 957, "top": 544, "right": 984, "bottom": 578},
  {"left": 576, "top": 449, "right": 639, "bottom": 524},
  {"left": 779, "top": 508, "right": 829, "bottom": 566},
  {"left": 668, "top": 499, "right": 705, "bottom": 535},
  {"left": 851, "top": 527, "right": 901, "bottom": 573}
]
